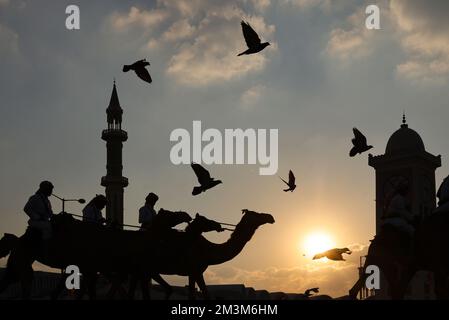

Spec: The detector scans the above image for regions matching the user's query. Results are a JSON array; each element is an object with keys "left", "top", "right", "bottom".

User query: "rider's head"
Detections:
[
  {"left": 39, "top": 181, "right": 54, "bottom": 197},
  {"left": 145, "top": 192, "right": 159, "bottom": 207},
  {"left": 92, "top": 195, "right": 107, "bottom": 210}
]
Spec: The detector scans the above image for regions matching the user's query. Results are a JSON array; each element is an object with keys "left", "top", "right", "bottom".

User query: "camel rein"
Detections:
[{"left": 64, "top": 213, "right": 236, "bottom": 231}]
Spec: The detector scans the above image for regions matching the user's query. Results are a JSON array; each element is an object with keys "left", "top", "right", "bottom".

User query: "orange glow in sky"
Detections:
[{"left": 302, "top": 232, "right": 335, "bottom": 258}]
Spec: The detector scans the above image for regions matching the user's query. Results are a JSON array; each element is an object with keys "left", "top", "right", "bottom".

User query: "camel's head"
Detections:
[
  {"left": 241, "top": 209, "right": 275, "bottom": 227},
  {"left": 186, "top": 213, "right": 224, "bottom": 234},
  {"left": 52, "top": 211, "right": 76, "bottom": 224},
  {"left": 0, "top": 233, "right": 18, "bottom": 256},
  {"left": 157, "top": 208, "right": 192, "bottom": 228}
]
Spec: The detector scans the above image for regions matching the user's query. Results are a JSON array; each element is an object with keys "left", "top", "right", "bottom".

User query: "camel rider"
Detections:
[
  {"left": 434, "top": 175, "right": 449, "bottom": 214},
  {"left": 23, "top": 181, "right": 54, "bottom": 240},
  {"left": 381, "top": 183, "right": 415, "bottom": 240},
  {"left": 82, "top": 195, "right": 107, "bottom": 225},
  {"left": 139, "top": 192, "right": 158, "bottom": 231}
]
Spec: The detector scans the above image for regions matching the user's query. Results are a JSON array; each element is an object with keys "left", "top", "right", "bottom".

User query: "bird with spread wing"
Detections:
[
  {"left": 191, "top": 163, "right": 222, "bottom": 196},
  {"left": 280, "top": 170, "right": 296, "bottom": 192},
  {"left": 123, "top": 59, "right": 152, "bottom": 84},
  {"left": 313, "top": 248, "right": 352, "bottom": 261},
  {"left": 349, "top": 127, "right": 373, "bottom": 157},
  {"left": 238, "top": 21, "right": 270, "bottom": 56}
]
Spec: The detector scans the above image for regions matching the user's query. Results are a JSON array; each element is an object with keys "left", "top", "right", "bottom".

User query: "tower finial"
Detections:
[
  {"left": 401, "top": 111, "right": 408, "bottom": 128},
  {"left": 113, "top": 77, "right": 116, "bottom": 86}
]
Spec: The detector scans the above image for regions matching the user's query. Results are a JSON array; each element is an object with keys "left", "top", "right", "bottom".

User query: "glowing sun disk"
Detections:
[{"left": 303, "top": 232, "right": 335, "bottom": 257}]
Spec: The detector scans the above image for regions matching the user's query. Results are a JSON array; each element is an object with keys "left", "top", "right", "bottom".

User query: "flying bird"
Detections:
[
  {"left": 191, "top": 163, "right": 222, "bottom": 196},
  {"left": 237, "top": 21, "right": 270, "bottom": 56},
  {"left": 304, "top": 288, "right": 319, "bottom": 297},
  {"left": 123, "top": 59, "right": 152, "bottom": 84},
  {"left": 349, "top": 128, "right": 373, "bottom": 157},
  {"left": 280, "top": 170, "right": 296, "bottom": 192},
  {"left": 313, "top": 248, "right": 352, "bottom": 261}
]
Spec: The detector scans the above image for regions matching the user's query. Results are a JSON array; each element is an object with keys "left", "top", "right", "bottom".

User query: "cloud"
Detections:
[
  {"left": 288, "top": 0, "right": 332, "bottom": 10},
  {"left": 0, "top": 0, "right": 9, "bottom": 6},
  {"left": 0, "top": 23, "right": 19, "bottom": 55},
  {"left": 205, "top": 243, "right": 369, "bottom": 297},
  {"left": 110, "top": 6, "right": 169, "bottom": 32},
  {"left": 240, "top": 84, "right": 266, "bottom": 108},
  {"left": 390, "top": 0, "right": 449, "bottom": 84},
  {"left": 109, "top": 1, "right": 277, "bottom": 86},
  {"left": 161, "top": 19, "right": 196, "bottom": 42},
  {"left": 249, "top": 0, "right": 271, "bottom": 12},
  {"left": 285, "top": 0, "right": 360, "bottom": 14},
  {"left": 165, "top": 3, "right": 277, "bottom": 86},
  {"left": 325, "top": 8, "right": 374, "bottom": 61}
]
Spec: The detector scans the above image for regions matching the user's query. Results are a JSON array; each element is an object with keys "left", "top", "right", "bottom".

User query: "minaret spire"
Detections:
[
  {"left": 101, "top": 81, "right": 128, "bottom": 228},
  {"left": 401, "top": 111, "right": 408, "bottom": 128}
]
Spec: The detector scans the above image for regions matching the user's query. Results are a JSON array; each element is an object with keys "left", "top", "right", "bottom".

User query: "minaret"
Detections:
[
  {"left": 368, "top": 114, "right": 441, "bottom": 299},
  {"left": 101, "top": 81, "right": 128, "bottom": 228}
]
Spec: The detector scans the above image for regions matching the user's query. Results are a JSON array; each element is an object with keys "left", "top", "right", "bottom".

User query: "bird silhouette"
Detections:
[
  {"left": 237, "top": 21, "right": 270, "bottom": 56},
  {"left": 349, "top": 128, "right": 373, "bottom": 157},
  {"left": 304, "top": 288, "right": 319, "bottom": 297},
  {"left": 191, "top": 163, "right": 222, "bottom": 196},
  {"left": 313, "top": 248, "right": 352, "bottom": 261},
  {"left": 280, "top": 170, "right": 296, "bottom": 192},
  {"left": 123, "top": 59, "right": 152, "bottom": 84}
]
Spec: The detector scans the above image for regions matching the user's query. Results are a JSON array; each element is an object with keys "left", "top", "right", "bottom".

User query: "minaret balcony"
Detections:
[
  {"left": 101, "top": 129, "right": 128, "bottom": 141},
  {"left": 101, "top": 176, "right": 129, "bottom": 187}
]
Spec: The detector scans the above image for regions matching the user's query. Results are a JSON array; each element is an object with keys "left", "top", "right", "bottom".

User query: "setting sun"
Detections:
[{"left": 303, "top": 232, "right": 335, "bottom": 257}]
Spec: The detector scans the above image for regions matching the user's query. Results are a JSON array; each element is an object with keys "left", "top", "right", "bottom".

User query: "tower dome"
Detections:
[{"left": 385, "top": 114, "right": 425, "bottom": 156}]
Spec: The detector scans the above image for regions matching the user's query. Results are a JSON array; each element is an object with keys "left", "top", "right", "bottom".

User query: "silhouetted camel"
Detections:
[
  {"left": 0, "top": 210, "right": 191, "bottom": 300},
  {"left": 349, "top": 211, "right": 449, "bottom": 299},
  {"left": 0, "top": 210, "right": 274, "bottom": 300},
  {"left": 126, "top": 209, "right": 274, "bottom": 299},
  {"left": 128, "top": 213, "right": 224, "bottom": 299}
]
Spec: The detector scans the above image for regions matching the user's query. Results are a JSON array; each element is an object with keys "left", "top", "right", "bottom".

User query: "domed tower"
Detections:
[
  {"left": 368, "top": 114, "right": 441, "bottom": 298},
  {"left": 369, "top": 114, "right": 441, "bottom": 232},
  {"left": 101, "top": 81, "right": 128, "bottom": 228}
]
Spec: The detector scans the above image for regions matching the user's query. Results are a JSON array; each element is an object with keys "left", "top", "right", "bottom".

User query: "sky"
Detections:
[{"left": 1, "top": 0, "right": 449, "bottom": 297}]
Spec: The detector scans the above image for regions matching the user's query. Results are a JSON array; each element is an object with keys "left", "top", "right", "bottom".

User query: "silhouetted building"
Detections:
[
  {"left": 368, "top": 115, "right": 441, "bottom": 299},
  {"left": 101, "top": 81, "right": 128, "bottom": 228}
]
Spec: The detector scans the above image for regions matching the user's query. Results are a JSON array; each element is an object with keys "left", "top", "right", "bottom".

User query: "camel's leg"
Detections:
[
  {"left": 117, "top": 277, "right": 128, "bottom": 299},
  {"left": 434, "top": 271, "right": 449, "bottom": 300},
  {"left": 20, "top": 265, "right": 34, "bottom": 300},
  {"left": 0, "top": 270, "right": 15, "bottom": 296},
  {"left": 107, "top": 274, "right": 126, "bottom": 299},
  {"left": 76, "top": 275, "right": 87, "bottom": 300},
  {"left": 188, "top": 276, "right": 196, "bottom": 300},
  {"left": 128, "top": 274, "right": 138, "bottom": 300},
  {"left": 195, "top": 274, "right": 210, "bottom": 300},
  {"left": 151, "top": 274, "right": 172, "bottom": 300},
  {"left": 51, "top": 272, "right": 68, "bottom": 300},
  {"left": 141, "top": 275, "right": 150, "bottom": 300},
  {"left": 87, "top": 273, "right": 98, "bottom": 300}
]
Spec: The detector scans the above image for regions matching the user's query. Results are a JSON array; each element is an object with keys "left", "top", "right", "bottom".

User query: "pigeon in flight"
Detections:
[
  {"left": 349, "top": 128, "right": 373, "bottom": 157},
  {"left": 237, "top": 21, "right": 270, "bottom": 56},
  {"left": 191, "top": 163, "right": 222, "bottom": 196},
  {"left": 313, "top": 248, "right": 352, "bottom": 261},
  {"left": 123, "top": 59, "right": 152, "bottom": 84},
  {"left": 280, "top": 170, "right": 296, "bottom": 192},
  {"left": 304, "top": 288, "right": 319, "bottom": 297}
]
